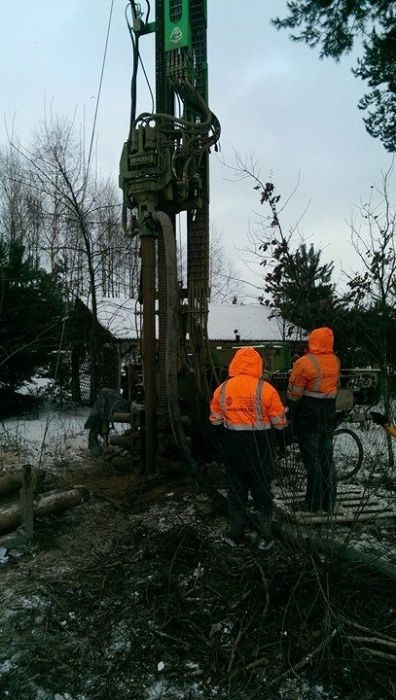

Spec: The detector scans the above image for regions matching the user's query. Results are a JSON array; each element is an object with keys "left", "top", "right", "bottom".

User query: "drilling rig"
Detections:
[{"left": 119, "top": 1, "right": 221, "bottom": 474}]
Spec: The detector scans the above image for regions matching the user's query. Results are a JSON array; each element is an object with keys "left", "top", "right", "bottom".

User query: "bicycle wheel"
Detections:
[{"left": 333, "top": 427, "right": 363, "bottom": 481}]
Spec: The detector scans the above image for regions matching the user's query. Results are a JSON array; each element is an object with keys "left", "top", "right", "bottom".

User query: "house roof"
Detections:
[{"left": 85, "top": 296, "right": 295, "bottom": 342}]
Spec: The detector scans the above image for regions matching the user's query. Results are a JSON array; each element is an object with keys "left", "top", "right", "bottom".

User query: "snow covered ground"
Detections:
[{"left": 1, "top": 401, "right": 90, "bottom": 469}]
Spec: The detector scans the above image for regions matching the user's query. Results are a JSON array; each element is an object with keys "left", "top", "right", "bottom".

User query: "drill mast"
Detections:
[{"left": 119, "top": 0, "right": 220, "bottom": 473}]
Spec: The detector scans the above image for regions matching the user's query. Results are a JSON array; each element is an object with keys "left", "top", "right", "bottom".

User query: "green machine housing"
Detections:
[{"left": 164, "top": 0, "right": 193, "bottom": 51}]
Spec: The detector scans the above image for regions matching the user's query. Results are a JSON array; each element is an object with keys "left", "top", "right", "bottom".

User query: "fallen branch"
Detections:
[
  {"left": 245, "top": 656, "right": 270, "bottom": 672},
  {"left": 255, "top": 560, "right": 270, "bottom": 619},
  {"left": 347, "top": 635, "right": 396, "bottom": 652},
  {"left": 227, "top": 561, "right": 270, "bottom": 674},
  {"left": 227, "top": 623, "right": 246, "bottom": 674},
  {"left": 271, "top": 521, "right": 396, "bottom": 584},
  {"left": 341, "top": 616, "right": 396, "bottom": 643},
  {"left": 268, "top": 631, "right": 336, "bottom": 687},
  {"left": 360, "top": 647, "right": 396, "bottom": 663}
]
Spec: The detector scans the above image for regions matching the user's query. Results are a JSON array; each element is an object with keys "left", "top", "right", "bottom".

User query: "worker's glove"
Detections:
[{"left": 370, "top": 411, "right": 388, "bottom": 427}]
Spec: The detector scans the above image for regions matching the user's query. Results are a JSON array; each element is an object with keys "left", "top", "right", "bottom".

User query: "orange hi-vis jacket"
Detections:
[
  {"left": 287, "top": 327, "right": 340, "bottom": 403},
  {"left": 209, "top": 347, "right": 287, "bottom": 431}
]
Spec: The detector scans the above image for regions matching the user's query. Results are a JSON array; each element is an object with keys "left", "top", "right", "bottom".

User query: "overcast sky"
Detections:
[{"left": 1, "top": 0, "right": 393, "bottom": 298}]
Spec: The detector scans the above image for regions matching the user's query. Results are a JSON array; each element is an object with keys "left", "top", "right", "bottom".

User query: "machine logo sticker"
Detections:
[{"left": 170, "top": 27, "right": 183, "bottom": 43}]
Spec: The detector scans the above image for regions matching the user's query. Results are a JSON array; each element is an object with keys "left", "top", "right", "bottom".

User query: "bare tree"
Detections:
[
  {"left": 226, "top": 154, "right": 340, "bottom": 340},
  {"left": 8, "top": 115, "right": 137, "bottom": 400},
  {"left": 347, "top": 161, "right": 396, "bottom": 467},
  {"left": 175, "top": 224, "right": 246, "bottom": 303},
  {"left": 93, "top": 179, "right": 140, "bottom": 299},
  {"left": 209, "top": 229, "right": 246, "bottom": 303}
]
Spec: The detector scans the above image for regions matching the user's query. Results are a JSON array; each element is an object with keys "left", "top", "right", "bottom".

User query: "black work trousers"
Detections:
[
  {"left": 297, "top": 430, "right": 336, "bottom": 512},
  {"left": 222, "top": 428, "right": 276, "bottom": 538}
]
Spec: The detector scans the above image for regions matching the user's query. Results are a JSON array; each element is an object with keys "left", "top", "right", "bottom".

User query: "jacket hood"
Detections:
[
  {"left": 228, "top": 347, "right": 263, "bottom": 378},
  {"left": 308, "top": 327, "right": 334, "bottom": 354}
]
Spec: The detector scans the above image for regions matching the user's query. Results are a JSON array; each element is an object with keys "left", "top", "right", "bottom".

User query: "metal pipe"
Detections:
[
  {"left": 151, "top": 211, "right": 196, "bottom": 472},
  {"left": 141, "top": 229, "right": 157, "bottom": 475}
]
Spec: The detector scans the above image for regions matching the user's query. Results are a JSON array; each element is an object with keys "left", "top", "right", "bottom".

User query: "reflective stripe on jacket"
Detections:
[
  {"left": 209, "top": 347, "right": 287, "bottom": 431},
  {"left": 287, "top": 327, "right": 340, "bottom": 403}
]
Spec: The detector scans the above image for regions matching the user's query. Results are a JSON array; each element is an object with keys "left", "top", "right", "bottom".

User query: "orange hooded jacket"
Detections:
[
  {"left": 287, "top": 327, "right": 340, "bottom": 403},
  {"left": 209, "top": 347, "right": 287, "bottom": 431}
]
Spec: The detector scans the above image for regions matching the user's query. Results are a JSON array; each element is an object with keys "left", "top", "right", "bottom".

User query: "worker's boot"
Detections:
[
  {"left": 224, "top": 531, "right": 245, "bottom": 547},
  {"left": 257, "top": 511, "right": 274, "bottom": 551},
  {"left": 224, "top": 521, "right": 245, "bottom": 546}
]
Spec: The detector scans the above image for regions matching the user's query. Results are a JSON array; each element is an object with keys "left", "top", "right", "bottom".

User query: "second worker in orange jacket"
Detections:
[{"left": 287, "top": 327, "right": 340, "bottom": 513}]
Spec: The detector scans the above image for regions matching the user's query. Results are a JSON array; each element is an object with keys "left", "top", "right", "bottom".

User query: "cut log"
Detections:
[
  {"left": 109, "top": 433, "right": 140, "bottom": 449},
  {"left": 112, "top": 402, "right": 144, "bottom": 423},
  {"left": 0, "top": 468, "right": 45, "bottom": 497},
  {"left": 112, "top": 412, "right": 134, "bottom": 423},
  {"left": 0, "top": 487, "right": 90, "bottom": 533}
]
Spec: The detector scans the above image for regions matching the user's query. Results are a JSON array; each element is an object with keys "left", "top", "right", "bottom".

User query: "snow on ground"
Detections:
[
  {"left": 1, "top": 402, "right": 90, "bottom": 469},
  {"left": 16, "top": 376, "right": 53, "bottom": 396}
]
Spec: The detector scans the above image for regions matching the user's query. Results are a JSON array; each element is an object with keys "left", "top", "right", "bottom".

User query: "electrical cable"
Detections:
[
  {"left": 144, "top": 0, "right": 151, "bottom": 24},
  {"left": 85, "top": 0, "right": 115, "bottom": 188},
  {"left": 126, "top": 3, "right": 154, "bottom": 130},
  {"left": 138, "top": 52, "right": 155, "bottom": 114},
  {"left": 125, "top": 4, "right": 140, "bottom": 139}
]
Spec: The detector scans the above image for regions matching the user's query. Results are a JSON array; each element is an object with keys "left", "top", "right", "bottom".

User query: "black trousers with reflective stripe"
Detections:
[{"left": 222, "top": 428, "right": 276, "bottom": 538}]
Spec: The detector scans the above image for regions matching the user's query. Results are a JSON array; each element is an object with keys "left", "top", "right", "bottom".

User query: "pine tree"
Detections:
[
  {"left": 0, "top": 239, "right": 65, "bottom": 394},
  {"left": 273, "top": 1, "right": 396, "bottom": 151},
  {"left": 266, "top": 242, "right": 341, "bottom": 331}
]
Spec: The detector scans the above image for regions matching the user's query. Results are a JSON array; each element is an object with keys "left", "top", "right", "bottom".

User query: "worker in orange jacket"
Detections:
[
  {"left": 287, "top": 327, "right": 340, "bottom": 513},
  {"left": 210, "top": 346, "right": 287, "bottom": 546}
]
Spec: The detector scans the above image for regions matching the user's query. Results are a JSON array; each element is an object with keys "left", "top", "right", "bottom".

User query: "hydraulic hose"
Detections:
[
  {"left": 150, "top": 211, "right": 224, "bottom": 508},
  {"left": 151, "top": 211, "right": 197, "bottom": 473}
]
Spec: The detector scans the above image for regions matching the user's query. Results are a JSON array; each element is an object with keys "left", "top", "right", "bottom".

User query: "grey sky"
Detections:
[{"left": 1, "top": 0, "right": 393, "bottom": 297}]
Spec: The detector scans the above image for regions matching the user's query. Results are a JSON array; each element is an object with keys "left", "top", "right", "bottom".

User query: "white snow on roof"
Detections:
[{"left": 92, "top": 297, "right": 291, "bottom": 342}]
